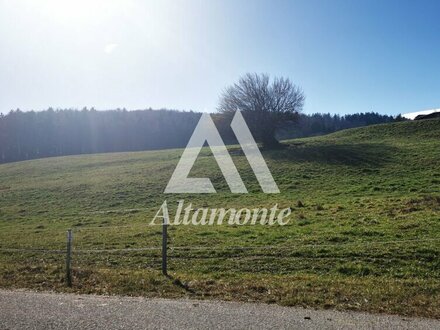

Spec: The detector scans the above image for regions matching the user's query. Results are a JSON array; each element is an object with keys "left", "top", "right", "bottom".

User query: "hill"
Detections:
[
  {"left": 0, "top": 118, "right": 439, "bottom": 317},
  {"left": 415, "top": 111, "right": 440, "bottom": 120}
]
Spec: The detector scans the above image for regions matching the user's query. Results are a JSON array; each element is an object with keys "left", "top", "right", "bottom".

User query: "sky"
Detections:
[{"left": 0, "top": 0, "right": 439, "bottom": 116}]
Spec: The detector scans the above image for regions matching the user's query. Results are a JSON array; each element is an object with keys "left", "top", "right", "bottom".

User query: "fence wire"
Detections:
[{"left": 1, "top": 237, "right": 439, "bottom": 255}]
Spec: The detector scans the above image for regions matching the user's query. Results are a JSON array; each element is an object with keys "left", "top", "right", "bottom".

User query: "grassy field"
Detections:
[{"left": 0, "top": 118, "right": 439, "bottom": 318}]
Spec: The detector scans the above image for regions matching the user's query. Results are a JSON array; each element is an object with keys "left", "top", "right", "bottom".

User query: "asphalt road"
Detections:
[{"left": 0, "top": 290, "right": 438, "bottom": 329}]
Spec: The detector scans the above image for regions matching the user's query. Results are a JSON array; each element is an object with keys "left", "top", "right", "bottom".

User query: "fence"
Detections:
[{"left": 1, "top": 216, "right": 439, "bottom": 288}]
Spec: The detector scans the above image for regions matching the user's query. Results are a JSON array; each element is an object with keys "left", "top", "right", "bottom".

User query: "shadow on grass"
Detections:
[
  {"left": 165, "top": 274, "right": 196, "bottom": 295},
  {"left": 266, "top": 143, "right": 399, "bottom": 167}
]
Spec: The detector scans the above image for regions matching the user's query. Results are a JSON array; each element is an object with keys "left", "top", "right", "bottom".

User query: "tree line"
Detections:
[
  {"left": 0, "top": 107, "right": 403, "bottom": 164},
  {"left": 0, "top": 108, "right": 201, "bottom": 163},
  {"left": 277, "top": 112, "right": 403, "bottom": 139}
]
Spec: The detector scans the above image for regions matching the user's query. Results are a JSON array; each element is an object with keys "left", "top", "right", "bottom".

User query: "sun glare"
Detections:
[{"left": 31, "top": 0, "right": 133, "bottom": 23}]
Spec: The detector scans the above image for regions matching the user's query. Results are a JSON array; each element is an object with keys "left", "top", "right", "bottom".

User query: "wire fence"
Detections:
[
  {"left": 1, "top": 223, "right": 439, "bottom": 287},
  {"left": 2, "top": 236, "right": 439, "bottom": 254}
]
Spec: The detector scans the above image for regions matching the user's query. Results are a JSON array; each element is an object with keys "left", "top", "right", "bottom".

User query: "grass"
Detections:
[{"left": 0, "top": 118, "right": 439, "bottom": 318}]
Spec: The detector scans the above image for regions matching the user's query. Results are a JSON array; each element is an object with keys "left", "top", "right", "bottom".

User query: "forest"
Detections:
[{"left": 0, "top": 108, "right": 402, "bottom": 163}]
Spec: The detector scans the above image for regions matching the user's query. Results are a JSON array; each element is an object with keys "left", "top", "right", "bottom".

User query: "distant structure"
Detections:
[{"left": 402, "top": 108, "right": 440, "bottom": 120}]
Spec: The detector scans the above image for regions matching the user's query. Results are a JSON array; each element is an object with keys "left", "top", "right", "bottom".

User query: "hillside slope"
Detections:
[{"left": 0, "top": 118, "right": 439, "bottom": 317}]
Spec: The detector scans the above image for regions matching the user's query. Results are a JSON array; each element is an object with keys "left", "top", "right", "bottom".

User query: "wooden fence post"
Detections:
[
  {"left": 66, "top": 229, "right": 72, "bottom": 287},
  {"left": 162, "top": 216, "right": 168, "bottom": 275}
]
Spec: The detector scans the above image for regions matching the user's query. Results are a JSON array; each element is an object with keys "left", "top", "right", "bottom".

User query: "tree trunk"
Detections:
[{"left": 261, "top": 130, "right": 280, "bottom": 149}]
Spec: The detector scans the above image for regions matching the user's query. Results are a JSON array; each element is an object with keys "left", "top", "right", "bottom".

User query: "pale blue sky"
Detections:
[{"left": 1, "top": 0, "right": 439, "bottom": 115}]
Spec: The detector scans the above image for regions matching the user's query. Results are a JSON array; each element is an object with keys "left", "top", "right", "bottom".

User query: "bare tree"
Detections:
[{"left": 218, "top": 73, "right": 305, "bottom": 148}]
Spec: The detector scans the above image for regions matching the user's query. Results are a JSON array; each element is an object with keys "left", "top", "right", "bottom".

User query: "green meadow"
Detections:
[{"left": 0, "top": 119, "right": 439, "bottom": 317}]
